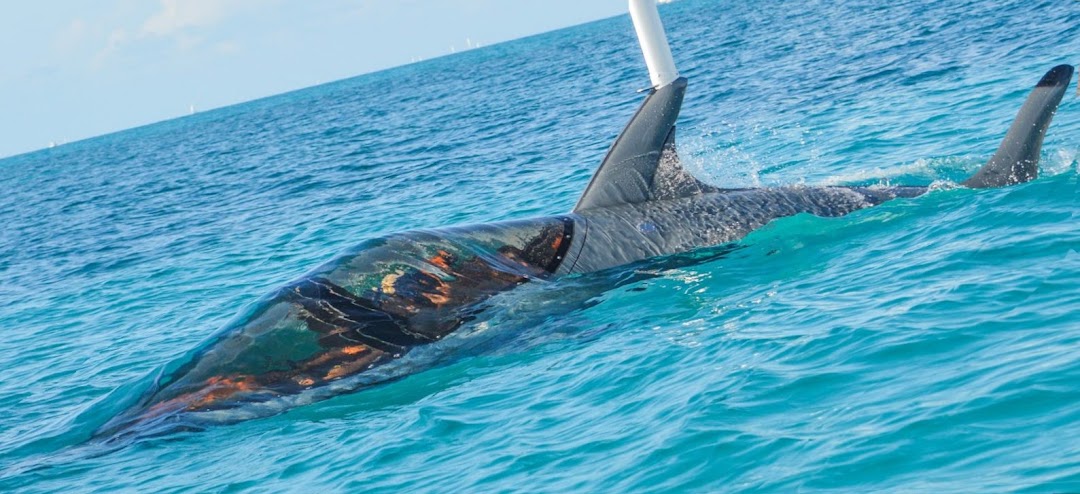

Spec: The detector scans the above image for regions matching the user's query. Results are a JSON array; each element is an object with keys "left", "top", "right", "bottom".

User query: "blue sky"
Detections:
[{"left": 0, "top": 1, "right": 628, "bottom": 158}]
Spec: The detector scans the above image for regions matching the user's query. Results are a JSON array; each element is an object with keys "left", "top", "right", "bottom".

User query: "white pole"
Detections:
[{"left": 629, "top": 0, "right": 679, "bottom": 89}]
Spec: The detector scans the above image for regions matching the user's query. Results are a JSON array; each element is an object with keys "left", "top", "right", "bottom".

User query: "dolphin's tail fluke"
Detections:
[{"left": 962, "top": 64, "right": 1074, "bottom": 188}]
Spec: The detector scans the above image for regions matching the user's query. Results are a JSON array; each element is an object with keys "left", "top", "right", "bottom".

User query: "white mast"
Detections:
[{"left": 628, "top": 0, "right": 680, "bottom": 89}]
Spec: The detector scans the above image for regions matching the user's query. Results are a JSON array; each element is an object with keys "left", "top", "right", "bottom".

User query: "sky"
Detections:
[{"left": 0, "top": 1, "right": 630, "bottom": 159}]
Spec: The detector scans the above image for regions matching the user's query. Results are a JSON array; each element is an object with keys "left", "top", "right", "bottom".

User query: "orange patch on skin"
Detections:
[
  {"left": 430, "top": 250, "right": 452, "bottom": 270},
  {"left": 142, "top": 395, "right": 194, "bottom": 419},
  {"left": 185, "top": 375, "right": 259, "bottom": 410},
  {"left": 424, "top": 293, "right": 450, "bottom": 305},
  {"left": 551, "top": 236, "right": 563, "bottom": 250},
  {"left": 137, "top": 346, "right": 392, "bottom": 420},
  {"left": 321, "top": 347, "right": 386, "bottom": 381},
  {"left": 325, "top": 365, "right": 348, "bottom": 380},
  {"left": 381, "top": 273, "right": 400, "bottom": 294},
  {"left": 422, "top": 281, "right": 452, "bottom": 306},
  {"left": 305, "top": 352, "right": 335, "bottom": 368}
]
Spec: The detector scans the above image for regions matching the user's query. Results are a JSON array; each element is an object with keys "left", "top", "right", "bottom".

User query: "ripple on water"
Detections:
[{"left": 2, "top": 0, "right": 1080, "bottom": 491}]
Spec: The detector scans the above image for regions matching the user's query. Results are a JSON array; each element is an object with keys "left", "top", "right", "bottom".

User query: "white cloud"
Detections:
[
  {"left": 215, "top": 40, "right": 242, "bottom": 55},
  {"left": 91, "top": 28, "right": 131, "bottom": 69},
  {"left": 140, "top": 0, "right": 236, "bottom": 38},
  {"left": 54, "top": 19, "right": 89, "bottom": 55},
  {"left": 86, "top": 0, "right": 264, "bottom": 68}
]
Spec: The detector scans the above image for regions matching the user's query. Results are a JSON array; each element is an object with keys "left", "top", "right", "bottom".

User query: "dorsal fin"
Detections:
[
  {"left": 962, "top": 64, "right": 1073, "bottom": 188},
  {"left": 574, "top": 78, "right": 718, "bottom": 212},
  {"left": 652, "top": 126, "right": 721, "bottom": 201}
]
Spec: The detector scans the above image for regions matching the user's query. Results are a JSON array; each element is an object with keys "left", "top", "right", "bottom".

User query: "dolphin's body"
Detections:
[{"left": 97, "top": 6, "right": 1074, "bottom": 437}]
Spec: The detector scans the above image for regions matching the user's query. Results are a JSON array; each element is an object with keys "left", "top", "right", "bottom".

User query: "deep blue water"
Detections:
[{"left": 2, "top": 0, "right": 1079, "bottom": 491}]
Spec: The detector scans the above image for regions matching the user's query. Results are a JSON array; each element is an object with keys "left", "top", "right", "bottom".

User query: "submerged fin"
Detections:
[
  {"left": 574, "top": 78, "right": 718, "bottom": 212},
  {"left": 963, "top": 64, "right": 1074, "bottom": 188}
]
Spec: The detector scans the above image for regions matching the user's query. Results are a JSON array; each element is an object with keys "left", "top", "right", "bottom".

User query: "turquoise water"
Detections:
[{"left": 2, "top": 0, "right": 1079, "bottom": 491}]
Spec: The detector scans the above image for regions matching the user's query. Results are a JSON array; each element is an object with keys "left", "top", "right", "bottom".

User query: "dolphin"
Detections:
[{"left": 96, "top": 4, "right": 1073, "bottom": 438}]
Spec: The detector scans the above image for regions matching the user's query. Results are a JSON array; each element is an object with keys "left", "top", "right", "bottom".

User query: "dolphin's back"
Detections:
[
  {"left": 562, "top": 64, "right": 1074, "bottom": 273},
  {"left": 99, "top": 217, "right": 575, "bottom": 435},
  {"left": 561, "top": 186, "right": 926, "bottom": 274}
]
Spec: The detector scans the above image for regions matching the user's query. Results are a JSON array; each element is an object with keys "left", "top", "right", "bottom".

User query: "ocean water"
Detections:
[{"left": 2, "top": 0, "right": 1079, "bottom": 491}]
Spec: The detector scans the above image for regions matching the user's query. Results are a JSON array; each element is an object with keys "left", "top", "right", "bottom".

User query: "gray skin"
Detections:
[
  {"left": 560, "top": 64, "right": 1072, "bottom": 273},
  {"left": 561, "top": 185, "right": 926, "bottom": 274},
  {"left": 99, "top": 64, "right": 1073, "bottom": 437}
]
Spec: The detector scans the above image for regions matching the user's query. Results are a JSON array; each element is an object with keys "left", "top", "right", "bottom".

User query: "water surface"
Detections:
[{"left": 2, "top": 0, "right": 1079, "bottom": 491}]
